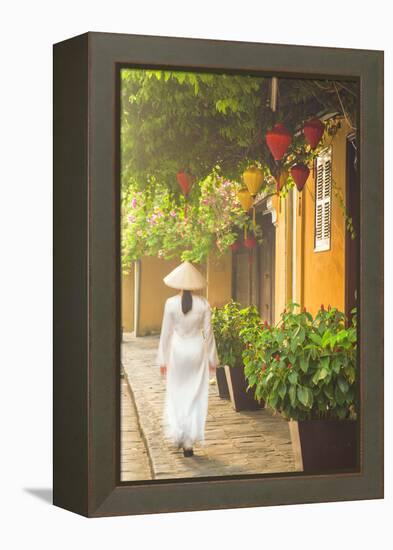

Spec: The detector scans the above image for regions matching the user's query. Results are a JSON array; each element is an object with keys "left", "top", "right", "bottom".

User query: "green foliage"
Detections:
[
  {"left": 121, "top": 169, "right": 252, "bottom": 270},
  {"left": 120, "top": 69, "right": 358, "bottom": 268},
  {"left": 121, "top": 68, "right": 357, "bottom": 194},
  {"left": 211, "top": 301, "right": 261, "bottom": 368},
  {"left": 241, "top": 303, "right": 358, "bottom": 420},
  {"left": 121, "top": 68, "right": 266, "bottom": 191}
]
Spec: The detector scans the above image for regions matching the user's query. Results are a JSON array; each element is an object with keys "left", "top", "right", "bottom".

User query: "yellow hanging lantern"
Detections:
[
  {"left": 243, "top": 166, "right": 264, "bottom": 198},
  {"left": 276, "top": 168, "right": 289, "bottom": 194},
  {"left": 242, "top": 166, "right": 264, "bottom": 227},
  {"left": 237, "top": 189, "right": 253, "bottom": 212},
  {"left": 237, "top": 189, "right": 253, "bottom": 240}
]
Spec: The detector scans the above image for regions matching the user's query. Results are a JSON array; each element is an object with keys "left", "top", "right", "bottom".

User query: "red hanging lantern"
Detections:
[
  {"left": 303, "top": 118, "right": 324, "bottom": 149},
  {"left": 265, "top": 123, "right": 292, "bottom": 161},
  {"left": 276, "top": 169, "right": 289, "bottom": 194},
  {"left": 244, "top": 236, "right": 257, "bottom": 249},
  {"left": 176, "top": 171, "right": 193, "bottom": 195},
  {"left": 230, "top": 241, "right": 241, "bottom": 252},
  {"left": 290, "top": 164, "right": 310, "bottom": 192}
]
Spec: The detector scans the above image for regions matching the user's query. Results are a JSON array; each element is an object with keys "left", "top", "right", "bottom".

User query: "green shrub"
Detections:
[
  {"left": 241, "top": 303, "right": 358, "bottom": 420},
  {"left": 211, "top": 301, "right": 260, "bottom": 368}
]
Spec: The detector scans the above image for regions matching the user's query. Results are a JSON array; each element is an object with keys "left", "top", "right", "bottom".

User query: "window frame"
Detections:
[{"left": 314, "top": 146, "right": 333, "bottom": 253}]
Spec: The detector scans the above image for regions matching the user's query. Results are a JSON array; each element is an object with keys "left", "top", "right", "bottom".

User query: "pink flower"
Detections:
[
  {"left": 131, "top": 198, "right": 137, "bottom": 209},
  {"left": 127, "top": 214, "right": 135, "bottom": 223},
  {"left": 147, "top": 214, "right": 157, "bottom": 225},
  {"left": 170, "top": 210, "right": 177, "bottom": 217}
]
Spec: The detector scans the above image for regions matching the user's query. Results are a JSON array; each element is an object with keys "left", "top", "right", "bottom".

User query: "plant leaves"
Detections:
[
  {"left": 299, "top": 355, "right": 309, "bottom": 373},
  {"left": 288, "top": 371, "right": 298, "bottom": 384},
  {"left": 297, "top": 386, "right": 310, "bottom": 407},
  {"left": 278, "top": 382, "right": 287, "bottom": 399},
  {"left": 309, "top": 333, "right": 322, "bottom": 346},
  {"left": 337, "top": 376, "right": 349, "bottom": 394},
  {"left": 289, "top": 385, "right": 297, "bottom": 406}
]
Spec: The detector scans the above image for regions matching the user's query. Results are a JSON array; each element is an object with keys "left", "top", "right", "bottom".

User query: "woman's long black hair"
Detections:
[{"left": 181, "top": 290, "right": 193, "bottom": 314}]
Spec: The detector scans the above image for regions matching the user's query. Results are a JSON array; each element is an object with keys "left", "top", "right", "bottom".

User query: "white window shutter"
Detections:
[{"left": 314, "top": 148, "right": 332, "bottom": 251}]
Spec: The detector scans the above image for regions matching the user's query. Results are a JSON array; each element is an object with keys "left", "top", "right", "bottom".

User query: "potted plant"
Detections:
[
  {"left": 210, "top": 305, "right": 230, "bottom": 399},
  {"left": 242, "top": 303, "right": 358, "bottom": 473},
  {"left": 211, "top": 301, "right": 263, "bottom": 410}
]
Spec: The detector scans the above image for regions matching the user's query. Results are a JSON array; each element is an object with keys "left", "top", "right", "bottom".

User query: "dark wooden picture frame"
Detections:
[{"left": 53, "top": 32, "right": 384, "bottom": 517}]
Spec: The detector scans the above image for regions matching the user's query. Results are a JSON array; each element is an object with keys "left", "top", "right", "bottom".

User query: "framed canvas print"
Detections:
[{"left": 53, "top": 32, "right": 384, "bottom": 517}]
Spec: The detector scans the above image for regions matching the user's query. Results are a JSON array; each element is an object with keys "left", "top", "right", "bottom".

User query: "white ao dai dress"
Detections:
[{"left": 157, "top": 294, "right": 218, "bottom": 449}]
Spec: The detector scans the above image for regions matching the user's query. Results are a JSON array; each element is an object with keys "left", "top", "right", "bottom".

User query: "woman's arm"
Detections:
[
  {"left": 203, "top": 300, "right": 219, "bottom": 372},
  {"left": 157, "top": 300, "right": 173, "bottom": 375}
]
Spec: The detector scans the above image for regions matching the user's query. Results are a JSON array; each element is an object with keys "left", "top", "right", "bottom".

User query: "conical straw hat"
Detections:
[{"left": 163, "top": 261, "right": 206, "bottom": 290}]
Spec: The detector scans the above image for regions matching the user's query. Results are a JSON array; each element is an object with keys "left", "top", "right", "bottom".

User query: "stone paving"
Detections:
[
  {"left": 120, "top": 377, "right": 152, "bottom": 481},
  {"left": 121, "top": 334, "right": 300, "bottom": 481}
]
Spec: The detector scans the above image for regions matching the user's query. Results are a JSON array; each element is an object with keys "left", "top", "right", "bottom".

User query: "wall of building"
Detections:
[
  {"left": 299, "top": 122, "right": 349, "bottom": 316},
  {"left": 206, "top": 251, "right": 232, "bottom": 308},
  {"left": 271, "top": 120, "right": 350, "bottom": 321},
  {"left": 121, "top": 252, "right": 232, "bottom": 336},
  {"left": 273, "top": 191, "right": 291, "bottom": 323},
  {"left": 138, "top": 255, "right": 181, "bottom": 335},
  {"left": 121, "top": 270, "right": 134, "bottom": 333}
]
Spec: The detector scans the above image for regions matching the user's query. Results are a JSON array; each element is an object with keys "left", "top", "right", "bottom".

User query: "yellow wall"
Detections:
[
  {"left": 299, "top": 122, "right": 349, "bottom": 316},
  {"left": 121, "top": 270, "right": 134, "bottom": 332},
  {"left": 121, "top": 253, "right": 230, "bottom": 336},
  {"left": 273, "top": 193, "right": 290, "bottom": 323},
  {"left": 138, "top": 256, "right": 181, "bottom": 335},
  {"left": 272, "top": 120, "right": 350, "bottom": 321},
  {"left": 206, "top": 251, "right": 232, "bottom": 308}
]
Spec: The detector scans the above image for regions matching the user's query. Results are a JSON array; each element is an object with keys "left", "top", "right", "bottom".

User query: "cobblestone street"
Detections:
[{"left": 121, "top": 334, "right": 300, "bottom": 481}]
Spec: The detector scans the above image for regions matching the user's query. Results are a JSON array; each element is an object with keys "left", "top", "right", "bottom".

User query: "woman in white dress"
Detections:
[{"left": 157, "top": 261, "right": 218, "bottom": 457}]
